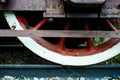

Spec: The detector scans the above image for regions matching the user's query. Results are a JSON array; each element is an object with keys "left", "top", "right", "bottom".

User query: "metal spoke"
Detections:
[
  {"left": 16, "top": 15, "right": 31, "bottom": 29},
  {"left": 17, "top": 15, "right": 48, "bottom": 30},
  {"left": 106, "top": 19, "right": 118, "bottom": 31},
  {"left": 84, "top": 20, "right": 94, "bottom": 49},
  {"left": 32, "top": 19, "right": 48, "bottom": 30},
  {"left": 57, "top": 22, "right": 70, "bottom": 50}
]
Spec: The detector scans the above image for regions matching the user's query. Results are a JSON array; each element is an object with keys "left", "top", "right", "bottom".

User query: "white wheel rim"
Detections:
[{"left": 4, "top": 12, "right": 120, "bottom": 66}]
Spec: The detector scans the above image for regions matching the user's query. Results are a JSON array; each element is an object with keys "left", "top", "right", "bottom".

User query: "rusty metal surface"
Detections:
[
  {"left": 0, "top": 0, "right": 6, "bottom": 3},
  {"left": 0, "top": 0, "right": 46, "bottom": 11},
  {"left": 0, "top": 30, "right": 120, "bottom": 38},
  {"left": 0, "top": 0, "right": 119, "bottom": 17},
  {"left": 44, "top": 0, "right": 120, "bottom": 18},
  {"left": 101, "top": 0, "right": 120, "bottom": 18},
  {"left": 44, "top": 0, "right": 65, "bottom": 17}
]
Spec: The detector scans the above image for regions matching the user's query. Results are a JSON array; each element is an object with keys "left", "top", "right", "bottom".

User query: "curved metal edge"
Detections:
[{"left": 4, "top": 11, "right": 120, "bottom": 66}]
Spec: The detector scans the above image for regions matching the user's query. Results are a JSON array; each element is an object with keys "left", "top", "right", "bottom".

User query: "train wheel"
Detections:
[{"left": 4, "top": 12, "right": 120, "bottom": 66}]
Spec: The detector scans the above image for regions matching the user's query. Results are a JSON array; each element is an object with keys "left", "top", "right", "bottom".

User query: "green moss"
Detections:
[{"left": 114, "top": 53, "right": 120, "bottom": 62}]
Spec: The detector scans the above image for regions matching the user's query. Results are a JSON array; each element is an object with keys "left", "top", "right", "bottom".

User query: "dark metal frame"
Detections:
[{"left": 0, "top": 0, "right": 119, "bottom": 18}]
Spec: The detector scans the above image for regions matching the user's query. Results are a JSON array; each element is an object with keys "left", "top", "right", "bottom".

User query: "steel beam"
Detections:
[
  {"left": 0, "top": 30, "right": 120, "bottom": 38},
  {"left": 0, "top": 0, "right": 119, "bottom": 17},
  {"left": 0, "top": 0, "right": 46, "bottom": 11}
]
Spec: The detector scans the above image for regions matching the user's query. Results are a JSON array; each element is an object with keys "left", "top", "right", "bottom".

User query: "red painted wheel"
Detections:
[{"left": 4, "top": 12, "right": 120, "bottom": 66}]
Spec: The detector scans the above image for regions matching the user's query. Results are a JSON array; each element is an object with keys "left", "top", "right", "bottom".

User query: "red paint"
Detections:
[{"left": 17, "top": 15, "right": 120, "bottom": 56}]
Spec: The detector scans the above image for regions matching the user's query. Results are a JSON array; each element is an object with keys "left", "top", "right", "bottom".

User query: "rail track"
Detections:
[
  {"left": 0, "top": 37, "right": 120, "bottom": 80},
  {"left": 0, "top": 64, "right": 120, "bottom": 80}
]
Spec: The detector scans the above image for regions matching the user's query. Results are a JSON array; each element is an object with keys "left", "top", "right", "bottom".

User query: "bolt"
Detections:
[{"left": 48, "top": 18, "right": 53, "bottom": 23}]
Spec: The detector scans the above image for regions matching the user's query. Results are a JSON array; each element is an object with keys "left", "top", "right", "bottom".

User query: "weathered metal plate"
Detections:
[
  {"left": 0, "top": 30, "right": 120, "bottom": 38},
  {"left": 44, "top": 0, "right": 120, "bottom": 18},
  {"left": 101, "top": 0, "right": 120, "bottom": 18},
  {"left": 0, "top": 0, "right": 46, "bottom": 11},
  {"left": 0, "top": 0, "right": 119, "bottom": 17}
]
